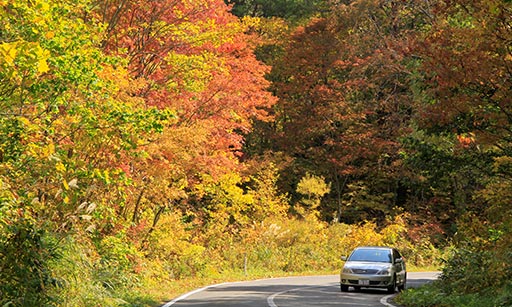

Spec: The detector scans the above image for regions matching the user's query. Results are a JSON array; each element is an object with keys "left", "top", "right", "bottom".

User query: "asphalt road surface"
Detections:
[{"left": 162, "top": 272, "right": 440, "bottom": 307}]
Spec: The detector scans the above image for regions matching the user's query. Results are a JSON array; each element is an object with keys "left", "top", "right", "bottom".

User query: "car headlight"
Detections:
[
  {"left": 377, "top": 268, "right": 391, "bottom": 275},
  {"left": 342, "top": 267, "right": 353, "bottom": 274}
]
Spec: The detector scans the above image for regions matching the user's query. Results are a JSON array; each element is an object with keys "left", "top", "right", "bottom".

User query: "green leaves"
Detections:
[{"left": 0, "top": 178, "right": 58, "bottom": 306}]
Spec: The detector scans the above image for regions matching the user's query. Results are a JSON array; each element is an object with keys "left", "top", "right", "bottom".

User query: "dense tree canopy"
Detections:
[
  {"left": 226, "top": 0, "right": 328, "bottom": 20},
  {"left": 1, "top": 0, "right": 511, "bottom": 305}
]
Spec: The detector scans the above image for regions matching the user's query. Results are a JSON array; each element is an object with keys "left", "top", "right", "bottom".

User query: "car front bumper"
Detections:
[{"left": 340, "top": 273, "right": 394, "bottom": 288}]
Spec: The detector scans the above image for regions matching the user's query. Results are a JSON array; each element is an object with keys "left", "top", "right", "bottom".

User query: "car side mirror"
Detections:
[
  {"left": 341, "top": 256, "right": 347, "bottom": 261},
  {"left": 395, "top": 258, "right": 403, "bottom": 264}
]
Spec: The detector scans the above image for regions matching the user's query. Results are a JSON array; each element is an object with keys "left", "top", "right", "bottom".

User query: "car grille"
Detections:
[{"left": 352, "top": 269, "right": 379, "bottom": 274}]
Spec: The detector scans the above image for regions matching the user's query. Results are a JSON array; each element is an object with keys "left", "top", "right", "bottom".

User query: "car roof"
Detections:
[{"left": 354, "top": 246, "right": 393, "bottom": 250}]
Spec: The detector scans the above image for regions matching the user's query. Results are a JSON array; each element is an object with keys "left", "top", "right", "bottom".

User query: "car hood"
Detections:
[{"left": 343, "top": 261, "right": 391, "bottom": 270}]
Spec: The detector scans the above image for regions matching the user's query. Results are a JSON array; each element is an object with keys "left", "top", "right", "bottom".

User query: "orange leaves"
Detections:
[
  {"left": 99, "top": 0, "right": 275, "bottom": 166},
  {"left": 88, "top": 1, "right": 279, "bottom": 239},
  {"left": 456, "top": 133, "right": 476, "bottom": 148},
  {"left": 415, "top": 0, "right": 512, "bottom": 149}
]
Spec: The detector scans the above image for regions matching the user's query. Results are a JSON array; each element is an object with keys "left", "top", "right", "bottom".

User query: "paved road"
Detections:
[{"left": 163, "top": 272, "right": 440, "bottom": 307}]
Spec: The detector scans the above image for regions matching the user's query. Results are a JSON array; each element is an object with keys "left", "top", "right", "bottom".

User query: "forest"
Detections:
[{"left": 0, "top": 0, "right": 510, "bottom": 306}]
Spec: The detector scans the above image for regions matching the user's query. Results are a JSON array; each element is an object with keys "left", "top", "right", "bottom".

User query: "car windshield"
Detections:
[{"left": 348, "top": 248, "right": 392, "bottom": 263}]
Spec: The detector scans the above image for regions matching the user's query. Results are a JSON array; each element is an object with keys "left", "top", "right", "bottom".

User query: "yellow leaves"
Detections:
[
  {"left": 242, "top": 16, "right": 261, "bottom": 29},
  {"left": 0, "top": 42, "right": 17, "bottom": 66},
  {"left": 32, "top": 42, "right": 50, "bottom": 73},
  {"left": 296, "top": 173, "right": 330, "bottom": 219},
  {"left": 166, "top": 51, "right": 226, "bottom": 93},
  {"left": 16, "top": 116, "right": 31, "bottom": 127},
  {"left": 62, "top": 178, "right": 78, "bottom": 192},
  {"left": 245, "top": 16, "right": 291, "bottom": 45},
  {"left": 56, "top": 162, "right": 66, "bottom": 173},
  {"left": 62, "top": 179, "right": 70, "bottom": 191},
  {"left": 0, "top": 40, "right": 50, "bottom": 81},
  {"left": 166, "top": 15, "right": 241, "bottom": 49},
  {"left": 381, "top": 216, "right": 408, "bottom": 245},
  {"left": 37, "top": 58, "right": 49, "bottom": 73},
  {"left": 97, "top": 64, "right": 130, "bottom": 91},
  {"left": 36, "top": 0, "right": 50, "bottom": 12},
  {"left": 296, "top": 173, "right": 330, "bottom": 198},
  {"left": 173, "top": 7, "right": 186, "bottom": 20},
  {"left": 96, "top": 64, "right": 147, "bottom": 105},
  {"left": 94, "top": 168, "right": 111, "bottom": 184}
]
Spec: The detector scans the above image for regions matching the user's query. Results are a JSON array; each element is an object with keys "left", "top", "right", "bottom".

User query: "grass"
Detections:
[
  {"left": 406, "top": 264, "right": 442, "bottom": 272},
  {"left": 394, "top": 279, "right": 512, "bottom": 307}
]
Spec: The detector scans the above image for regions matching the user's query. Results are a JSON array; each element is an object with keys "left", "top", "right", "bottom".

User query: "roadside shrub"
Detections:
[
  {"left": 440, "top": 247, "right": 495, "bottom": 293},
  {"left": 146, "top": 213, "right": 208, "bottom": 279},
  {"left": 48, "top": 236, "right": 129, "bottom": 307},
  {"left": 397, "top": 242, "right": 512, "bottom": 307},
  {"left": 0, "top": 218, "right": 58, "bottom": 307},
  {"left": 396, "top": 281, "right": 512, "bottom": 307},
  {"left": 229, "top": 214, "right": 441, "bottom": 274},
  {"left": 395, "top": 282, "right": 447, "bottom": 307},
  {"left": 95, "top": 233, "right": 142, "bottom": 290},
  {"left": 495, "top": 283, "right": 512, "bottom": 307},
  {"left": 0, "top": 183, "right": 59, "bottom": 307}
]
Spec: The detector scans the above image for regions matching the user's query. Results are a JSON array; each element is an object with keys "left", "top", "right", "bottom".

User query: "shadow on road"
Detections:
[{"left": 164, "top": 274, "right": 440, "bottom": 306}]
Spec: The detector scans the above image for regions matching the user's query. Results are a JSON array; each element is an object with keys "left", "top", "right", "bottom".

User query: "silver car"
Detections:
[{"left": 340, "top": 246, "right": 407, "bottom": 293}]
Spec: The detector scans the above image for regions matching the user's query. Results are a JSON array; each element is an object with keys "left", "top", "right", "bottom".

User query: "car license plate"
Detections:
[{"left": 359, "top": 280, "right": 370, "bottom": 285}]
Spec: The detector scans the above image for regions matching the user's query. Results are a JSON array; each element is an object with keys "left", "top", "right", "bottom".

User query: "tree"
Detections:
[
  {"left": 0, "top": 0, "right": 170, "bottom": 303},
  {"left": 296, "top": 173, "right": 330, "bottom": 218},
  {"left": 94, "top": 0, "right": 277, "bottom": 236},
  {"left": 406, "top": 0, "right": 512, "bottom": 295},
  {"left": 252, "top": 0, "right": 428, "bottom": 222},
  {"left": 226, "top": 0, "right": 329, "bottom": 21}
]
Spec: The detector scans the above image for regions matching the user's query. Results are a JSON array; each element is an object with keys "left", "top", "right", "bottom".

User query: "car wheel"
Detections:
[
  {"left": 398, "top": 281, "right": 406, "bottom": 292},
  {"left": 387, "top": 276, "right": 396, "bottom": 294},
  {"left": 398, "top": 274, "right": 407, "bottom": 292},
  {"left": 340, "top": 284, "right": 349, "bottom": 292}
]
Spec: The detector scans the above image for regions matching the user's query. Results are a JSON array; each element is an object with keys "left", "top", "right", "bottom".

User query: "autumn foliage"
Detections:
[{"left": 1, "top": 0, "right": 511, "bottom": 306}]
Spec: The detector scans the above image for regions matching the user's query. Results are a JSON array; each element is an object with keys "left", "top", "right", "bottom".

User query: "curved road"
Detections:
[{"left": 162, "top": 272, "right": 439, "bottom": 307}]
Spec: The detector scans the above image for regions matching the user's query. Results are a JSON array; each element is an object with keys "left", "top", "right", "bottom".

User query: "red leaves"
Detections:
[
  {"left": 414, "top": 0, "right": 512, "bottom": 146},
  {"left": 96, "top": 0, "right": 276, "bottom": 182}
]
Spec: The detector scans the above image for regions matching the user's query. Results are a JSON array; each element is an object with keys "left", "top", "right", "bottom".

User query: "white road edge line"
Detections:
[
  {"left": 267, "top": 289, "right": 285, "bottom": 307},
  {"left": 380, "top": 294, "right": 398, "bottom": 307},
  {"left": 161, "top": 282, "right": 228, "bottom": 307},
  {"left": 161, "top": 279, "right": 269, "bottom": 307},
  {"left": 267, "top": 286, "right": 319, "bottom": 307},
  {"left": 162, "top": 279, "right": 400, "bottom": 307}
]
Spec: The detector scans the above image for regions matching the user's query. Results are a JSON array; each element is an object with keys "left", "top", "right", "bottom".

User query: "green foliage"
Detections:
[
  {"left": 0, "top": 178, "right": 57, "bottom": 306},
  {"left": 95, "top": 234, "right": 142, "bottom": 291},
  {"left": 227, "top": 0, "right": 328, "bottom": 21},
  {"left": 340, "top": 181, "right": 394, "bottom": 222},
  {"left": 397, "top": 281, "right": 512, "bottom": 307},
  {"left": 440, "top": 247, "right": 495, "bottom": 294},
  {"left": 0, "top": 211, "right": 58, "bottom": 306},
  {"left": 48, "top": 237, "right": 125, "bottom": 307}
]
